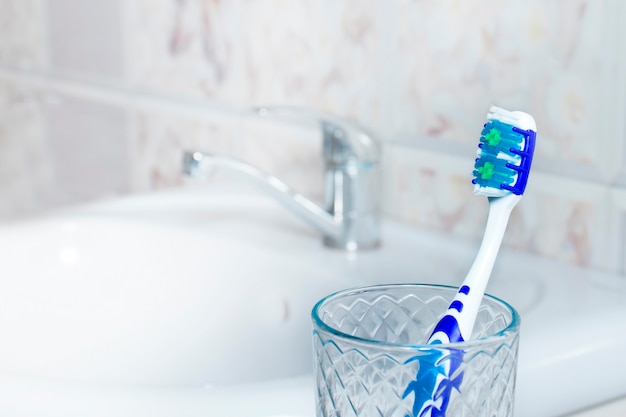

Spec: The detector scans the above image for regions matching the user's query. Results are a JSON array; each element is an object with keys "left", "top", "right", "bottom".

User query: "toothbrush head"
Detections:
[{"left": 472, "top": 105, "right": 537, "bottom": 197}]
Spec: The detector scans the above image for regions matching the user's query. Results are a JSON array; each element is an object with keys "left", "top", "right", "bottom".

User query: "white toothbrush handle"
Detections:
[{"left": 428, "top": 193, "right": 521, "bottom": 344}]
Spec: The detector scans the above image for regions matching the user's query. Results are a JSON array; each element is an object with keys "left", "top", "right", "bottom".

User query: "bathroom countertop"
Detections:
[
  {"left": 566, "top": 396, "right": 626, "bottom": 417},
  {"left": 1, "top": 371, "right": 625, "bottom": 417}
]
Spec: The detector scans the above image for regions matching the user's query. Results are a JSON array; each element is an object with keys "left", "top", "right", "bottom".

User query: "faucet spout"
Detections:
[
  {"left": 183, "top": 151, "right": 343, "bottom": 240},
  {"left": 182, "top": 107, "right": 381, "bottom": 251}
]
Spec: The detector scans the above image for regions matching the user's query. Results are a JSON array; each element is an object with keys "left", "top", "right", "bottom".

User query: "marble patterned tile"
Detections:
[
  {"left": 239, "top": 114, "right": 324, "bottom": 202},
  {"left": 607, "top": 189, "right": 626, "bottom": 274},
  {"left": 383, "top": 143, "right": 613, "bottom": 271},
  {"left": 234, "top": 0, "right": 386, "bottom": 126},
  {"left": 124, "top": 0, "right": 386, "bottom": 129},
  {"left": 0, "top": 81, "right": 51, "bottom": 219},
  {"left": 47, "top": 0, "right": 125, "bottom": 80},
  {"left": 125, "top": 0, "right": 243, "bottom": 102},
  {"left": 384, "top": 0, "right": 623, "bottom": 182},
  {"left": 123, "top": 0, "right": 626, "bottom": 181},
  {"left": 129, "top": 107, "right": 324, "bottom": 201},
  {"left": 382, "top": 145, "right": 483, "bottom": 239},
  {"left": 0, "top": 0, "right": 46, "bottom": 70},
  {"left": 129, "top": 108, "right": 244, "bottom": 191},
  {"left": 512, "top": 173, "right": 612, "bottom": 271},
  {"left": 43, "top": 94, "right": 131, "bottom": 204}
]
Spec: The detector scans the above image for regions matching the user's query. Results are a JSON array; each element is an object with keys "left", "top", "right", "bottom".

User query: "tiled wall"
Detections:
[{"left": 1, "top": 0, "right": 625, "bottom": 274}]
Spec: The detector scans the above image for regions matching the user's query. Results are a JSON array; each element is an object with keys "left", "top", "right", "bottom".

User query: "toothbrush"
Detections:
[{"left": 403, "top": 105, "right": 537, "bottom": 417}]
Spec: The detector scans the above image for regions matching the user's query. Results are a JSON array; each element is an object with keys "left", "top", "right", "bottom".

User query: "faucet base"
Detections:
[
  {"left": 322, "top": 215, "right": 381, "bottom": 251},
  {"left": 323, "top": 237, "right": 381, "bottom": 251}
]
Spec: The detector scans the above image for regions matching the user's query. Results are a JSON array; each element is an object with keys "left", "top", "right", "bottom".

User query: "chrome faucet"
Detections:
[{"left": 182, "top": 107, "right": 381, "bottom": 250}]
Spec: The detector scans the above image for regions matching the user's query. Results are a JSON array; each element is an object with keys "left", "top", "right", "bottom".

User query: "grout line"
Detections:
[
  {"left": 618, "top": 211, "right": 626, "bottom": 275},
  {"left": 0, "top": 66, "right": 242, "bottom": 122},
  {"left": 387, "top": 137, "right": 619, "bottom": 191}
]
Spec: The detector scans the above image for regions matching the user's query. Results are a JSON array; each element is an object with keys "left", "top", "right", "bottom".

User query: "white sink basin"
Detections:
[
  {"left": 1, "top": 185, "right": 626, "bottom": 417},
  {"left": 0, "top": 187, "right": 363, "bottom": 386}
]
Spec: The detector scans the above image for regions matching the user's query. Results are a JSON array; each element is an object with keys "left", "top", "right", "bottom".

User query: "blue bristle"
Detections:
[{"left": 473, "top": 118, "right": 536, "bottom": 195}]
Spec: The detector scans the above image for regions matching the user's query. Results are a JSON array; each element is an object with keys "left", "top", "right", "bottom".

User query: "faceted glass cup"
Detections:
[{"left": 311, "top": 284, "right": 520, "bottom": 417}]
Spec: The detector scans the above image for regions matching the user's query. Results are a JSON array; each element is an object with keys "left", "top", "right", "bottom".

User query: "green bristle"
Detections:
[{"left": 473, "top": 119, "right": 524, "bottom": 190}]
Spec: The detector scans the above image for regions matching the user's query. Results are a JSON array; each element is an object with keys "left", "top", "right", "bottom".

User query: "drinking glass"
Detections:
[{"left": 311, "top": 284, "right": 520, "bottom": 417}]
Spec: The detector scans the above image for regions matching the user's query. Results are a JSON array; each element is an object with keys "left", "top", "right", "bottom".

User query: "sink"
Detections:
[
  {"left": 0, "top": 186, "right": 364, "bottom": 386},
  {"left": 1, "top": 184, "right": 626, "bottom": 417}
]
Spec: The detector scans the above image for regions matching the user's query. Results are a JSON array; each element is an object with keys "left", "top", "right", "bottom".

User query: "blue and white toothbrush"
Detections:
[
  {"left": 403, "top": 105, "right": 537, "bottom": 417},
  {"left": 429, "top": 105, "right": 536, "bottom": 345}
]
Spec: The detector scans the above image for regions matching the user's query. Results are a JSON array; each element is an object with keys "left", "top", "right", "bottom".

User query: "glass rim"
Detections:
[{"left": 311, "top": 283, "right": 521, "bottom": 350}]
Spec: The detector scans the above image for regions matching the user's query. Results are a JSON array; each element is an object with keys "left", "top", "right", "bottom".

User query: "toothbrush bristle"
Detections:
[{"left": 472, "top": 106, "right": 537, "bottom": 197}]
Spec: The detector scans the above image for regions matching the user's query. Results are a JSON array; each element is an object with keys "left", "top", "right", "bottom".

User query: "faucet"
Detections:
[{"left": 182, "top": 107, "right": 381, "bottom": 250}]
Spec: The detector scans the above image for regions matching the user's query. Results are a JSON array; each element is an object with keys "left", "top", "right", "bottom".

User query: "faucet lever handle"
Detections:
[{"left": 253, "top": 106, "right": 381, "bottom": 165}]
